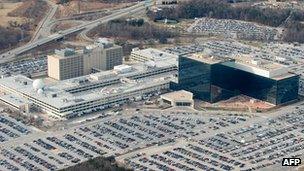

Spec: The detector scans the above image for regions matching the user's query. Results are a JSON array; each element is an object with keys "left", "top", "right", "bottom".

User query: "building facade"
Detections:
[
  {"left": 48, "top": 49, "right": 84, "bottom": 80},
  {"left": 173, "top": 54, "right": 299, "bottom": 105},
  {"left": 176, "top": 56, "right": 213, "bottom": 102},
  {"left": 0, "top": 57, "right": 177, "bottom": 119},
  {"left": 160, "top": 90, "right": 194, "bottom": 107},
  {"left": 48, "top": 43, "right": 123, "bottom": 80}
]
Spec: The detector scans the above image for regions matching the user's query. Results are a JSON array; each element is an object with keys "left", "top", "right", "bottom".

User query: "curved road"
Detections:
[
  {"left": 30, "top": 0, "right": 58, "bottom": 43},
  {"left": 78, "top": 5, "right": 147, "bottom": 43},
  {"left": 0, "top": 1, "right": 147, "bottom": 63}
]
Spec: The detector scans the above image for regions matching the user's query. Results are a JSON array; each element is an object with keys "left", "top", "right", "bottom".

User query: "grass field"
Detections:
[
  {"left": 0, "top": 2, "right": 24, "bottom": 27},
  {"left": 55, "top": 1, "right": 134, "bottom": 18}
]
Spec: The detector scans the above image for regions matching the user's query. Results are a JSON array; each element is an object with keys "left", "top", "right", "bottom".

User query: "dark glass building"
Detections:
[
  {"left": 176, "top": 56, "right": 212, "bottom": 101},
  {"left": 172, "top": 55, "right": 299, "bottom": 105}
]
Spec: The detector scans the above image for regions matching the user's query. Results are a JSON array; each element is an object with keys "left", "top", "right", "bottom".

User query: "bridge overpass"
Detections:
[{"left": 0, "top": 2, "right": 147, "bottom": 63}]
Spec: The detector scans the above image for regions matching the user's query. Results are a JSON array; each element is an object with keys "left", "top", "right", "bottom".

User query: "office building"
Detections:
[
  {"left": 173, "top": 53, "right": 299, "bottom": 105},
  {"left": 48, "top": 48, "right": 84, "bottom": 80},
  {"left": 48, "top": 39, "right": 123, "bottom": 80},
  {"left": 0, "top": 57, "right": 177, "bottom": 119},
  {"left": 82, "top": 45, "right": 123, "bottom": 73}
]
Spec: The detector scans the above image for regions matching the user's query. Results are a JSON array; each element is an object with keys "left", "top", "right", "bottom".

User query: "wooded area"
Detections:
[
  {"left": 0, "top": 26, "right": 25, "bottom": 51},
  {"left": 147, "top": 0, "right": 304, "bottom": 42},
  {"left": 0, "top": 0, "right": 48, "bottom": 51},
  {"left": 89, "top": 18, "right": 178, "bottom": 44},
  {"left": 61, "top": 156, "right": 131, "bottom": 171},
  {"left": 56, "top": 0, "right": 140, "bottom": 4},
  {"left": 148, "top": 0, "right": 304, "bottom": 26},
  {"left": 283, "top": 21, "right": 304, "bottom": 43}
]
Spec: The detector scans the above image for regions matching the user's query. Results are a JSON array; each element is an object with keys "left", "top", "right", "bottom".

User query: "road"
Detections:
[
  {"left": 78, "top": 4, "right": 147, "bottom": 43},
  {"left": 30, "top": 0, "right": 58, "bottom": 43},
  {"left": 79, "top": 27, "right": 94, "bottom": 42},
  {"left": 0, "top": 1, "right": 147, "bottom": 64}
]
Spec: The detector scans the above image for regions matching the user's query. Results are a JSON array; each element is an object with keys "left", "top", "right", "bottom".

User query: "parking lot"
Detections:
[
  {"left": 0, "top": 57, "right": 47, "bottom": 77},
  {"left": 187, "top": 18, "right": 279, "bottom": 41},
  {"left": 253, "top": 1, "right": 304, "bottom": 11},
  {"left": 166, "top": 40, "right": 304, "bottom": 65},
  {"left": 121, "top": 140, "right": 247, "bottom": 171},
  {"left": 1, "top": 104, "right": 304, "bottom": 170},
  {"left": 118, "top": 104, "right": 304, "bottom": 171},
  {"left": 0, "top": 109, "right": 252, "bottom": 171},
  {"left": 0, "top": 114, "right": 33, "bottom": 143},
  {"left": 0, "top": 130, "right": 102, "bottom": 171}
]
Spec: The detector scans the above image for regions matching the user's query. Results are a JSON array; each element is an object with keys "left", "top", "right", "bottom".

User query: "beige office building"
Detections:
[
  {"left": 48, "top": 49, "right": 84, "bottom": 80},
  {"left": 48, "top": 41, "right": 123, "bottom": 80},
  {"left": 83, "top": 45, "right": 123, "bottom": 74}
]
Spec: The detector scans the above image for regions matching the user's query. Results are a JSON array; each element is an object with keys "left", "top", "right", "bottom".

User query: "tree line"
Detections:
[
  {"left": 0, "top": 0, "right": 47, "bottom": 52},
  {"left": 56, "top": 0, "right": 141, "bottom": 4},
  {"left": 0, "top": 26, "right": 28, "bottom": 52},
  {"left": 147, "top": 0, "right": 304, "bottom": 42},
  {"left": 148, "top": 0, "right": 304, "bottom": 27},
  {"left": 60, "top": 156, "right": 131, "bottom": 171},
  {"left": 283, "top": 21, "right": 304, "bottom": 43},
  {"left": 89, "top": 18, "right": 178, "bottom": 44}
]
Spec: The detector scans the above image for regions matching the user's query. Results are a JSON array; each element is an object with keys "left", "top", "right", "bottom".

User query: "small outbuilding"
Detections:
[{"left": 160, "top": 90, "right": 194, "bottom": 107}]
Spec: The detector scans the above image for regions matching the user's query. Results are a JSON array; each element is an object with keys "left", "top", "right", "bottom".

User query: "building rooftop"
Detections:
[
  {"left": 185, "top": 53, "right": 232, "bottom": 64},
  {"left": 0, "top": 57, "right": 177, "bottom": 111},
  {"left": 0, "top": 75, "right": 173, "bottom": 110},
  {"left": 161, "top": 90, "right": 193, "bottom": 101},
  {"left": 233, "top": 55, "right": 286, "bottom": 72},
  {"left": 51, "top": 48, "right": 82, "bottom": 59},
  {"left": 54, "top": 48, "right": 77, "bottom": 58},
  {"left": 183, "top": 52, "right": 296, "bottom": 79},
  {"left": 229, "top": 55, "right": 297, "bottom": 79},
  {"left": 50, "top": 41, "right": 120, "bottom": 60},
  {"left": 132, "top": 48, "right": 178, "bottom": 61},
  {"left": 0, "top": 93, "right": 28, "bottom": 107}
]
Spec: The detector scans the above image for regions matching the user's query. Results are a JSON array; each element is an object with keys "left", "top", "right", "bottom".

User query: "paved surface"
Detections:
[
  {"left": 1, "top": 103, "right": 304, "bottom": 170},
  {"left": 30, "top": 0, "right": 58, "bottom": 43},
  {"left": 0, "top": 1, "right": 147, "bottom": 64}
]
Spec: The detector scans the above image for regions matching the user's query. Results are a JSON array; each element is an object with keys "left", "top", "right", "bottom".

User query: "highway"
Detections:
[
  {"left": 78, "top": 4, "right": 147, "bottom": 43},
  {"left": 30, "top": 0, "right": 58, "bottom": 42},
  {"left": 79, "top": 28, "right": 94, "bottom": 42},
  {"left": 0, "top": 1, "right": 147, "bottom": 63}
]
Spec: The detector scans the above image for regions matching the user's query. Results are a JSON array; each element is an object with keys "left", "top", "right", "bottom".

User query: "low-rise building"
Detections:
[
  {"left": 130, "top": 48, "right": 177, "bottom": 62},
  {"left": 0, "top": 57, "right": 177, "bottom": 119},
  {"left": 160, "top": 90, "right": 194, "bottom": 107}
]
